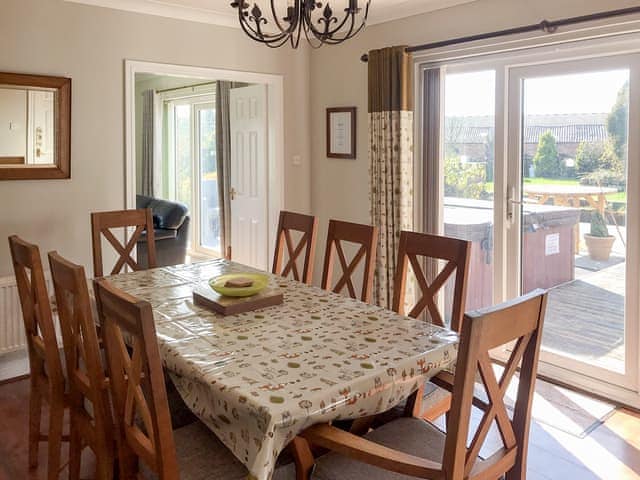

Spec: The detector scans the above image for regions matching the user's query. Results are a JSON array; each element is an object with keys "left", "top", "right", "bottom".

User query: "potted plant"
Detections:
[{"left": 584, "top": 211, "right": 615, "bottom": 261}]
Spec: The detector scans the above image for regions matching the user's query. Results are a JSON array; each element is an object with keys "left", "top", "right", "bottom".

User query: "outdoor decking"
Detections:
[{"left": 542, "top": 260, "right": 625, "bottom": 373}]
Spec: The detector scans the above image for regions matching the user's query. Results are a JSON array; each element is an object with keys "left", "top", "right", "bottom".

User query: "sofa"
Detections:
[{"left": 136, "top": 194, "right": 190, "bottom": 268}]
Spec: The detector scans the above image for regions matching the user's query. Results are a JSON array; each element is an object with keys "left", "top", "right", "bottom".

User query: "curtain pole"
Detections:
[{"left": 360, "top": 6, "right": 640, "bottom": 62}]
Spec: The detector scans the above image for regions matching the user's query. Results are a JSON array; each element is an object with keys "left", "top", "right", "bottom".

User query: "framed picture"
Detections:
[{"left": 326, "top": 107, "right": 356, "bottom": 159}]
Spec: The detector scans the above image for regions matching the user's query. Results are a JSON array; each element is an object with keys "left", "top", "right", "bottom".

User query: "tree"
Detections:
[
  {"left": 533, "top": 131, "right": 561, "bottom": 178},
  {"left": 607, "top": 81, "right": 629, "bottom": 161},
  {"left": 575, "top": 141, "right": 604, "bottom": 175}
]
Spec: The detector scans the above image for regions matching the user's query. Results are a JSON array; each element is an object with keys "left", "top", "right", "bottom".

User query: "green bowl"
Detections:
[{"left": 209, "top": 273, "right": 269, "bottom": 297}]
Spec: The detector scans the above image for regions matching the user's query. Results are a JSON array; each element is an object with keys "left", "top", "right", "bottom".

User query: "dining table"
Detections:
[{"left": 103, "top": 258, "right": 459, "bottom": 480}]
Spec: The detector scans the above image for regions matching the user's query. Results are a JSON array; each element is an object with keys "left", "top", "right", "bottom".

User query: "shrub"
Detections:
[
  {"left": 575, "top": 141, "right": 604, "bottom": 175},
  {"left": 444, "top": 156, "right": 487, "bottom": 200},
  {"left": 589, "top": 211, "right": 611, "bottom": 238},
  {"left": 579, "top": 169, "right": 626, "bottom": 188},
  {"left": 533, "top": 131, "right": 562, "bottom": 178}
]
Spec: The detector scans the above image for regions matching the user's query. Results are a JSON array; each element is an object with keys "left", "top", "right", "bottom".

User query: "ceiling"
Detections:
[{"left": 65, "top": 0, "right": 480, "bottom": 29}]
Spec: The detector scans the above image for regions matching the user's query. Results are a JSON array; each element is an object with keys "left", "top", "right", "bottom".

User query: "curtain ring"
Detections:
[{"left": 540, "top": 20, "right": 558, "bottom": 34}]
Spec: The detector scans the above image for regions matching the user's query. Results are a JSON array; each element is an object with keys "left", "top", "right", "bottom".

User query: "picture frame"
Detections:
[{"left": 326, "top": 107, "right": 356, "bottom": 159}]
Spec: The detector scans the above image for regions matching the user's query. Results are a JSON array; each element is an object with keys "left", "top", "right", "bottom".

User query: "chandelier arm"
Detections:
[
  {"left": 269, "top": 0, "right": 300, "bottom": 36},
  {"left": 306, "top": 8, "right": 354, "bottom": 40},
  {"left": 239, "top": 16, "right": 291, "bottom": 45}
]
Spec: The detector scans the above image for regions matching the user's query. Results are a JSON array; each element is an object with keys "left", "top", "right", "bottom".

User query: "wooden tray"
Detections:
[{"left": 193, "top": 283, "right": 283, "bottom": 316}]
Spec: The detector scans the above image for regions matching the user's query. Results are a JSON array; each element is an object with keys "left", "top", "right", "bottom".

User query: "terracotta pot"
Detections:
[{"left": 584, "top": 234, "right": 615, "bottom": 261}]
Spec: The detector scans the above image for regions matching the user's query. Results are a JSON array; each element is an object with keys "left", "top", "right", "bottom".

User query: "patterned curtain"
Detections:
[{"left": 368, "top": 46, "right": 414, "bottom": 309}]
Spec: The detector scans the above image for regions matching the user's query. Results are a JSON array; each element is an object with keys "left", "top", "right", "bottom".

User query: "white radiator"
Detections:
[{"left": 0, "top": 274, "right": 56, "bottom": 355}]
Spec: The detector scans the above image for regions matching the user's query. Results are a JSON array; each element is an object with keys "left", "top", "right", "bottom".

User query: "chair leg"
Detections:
[
  {"left": 46, "top": 401, "right": 65, "bottom": 480},
  {"left": 68, "top": 417, "right": 82, "bottom": 480},
  {"left": 28, "top": 385, "right": 42, "bottom": 470}
]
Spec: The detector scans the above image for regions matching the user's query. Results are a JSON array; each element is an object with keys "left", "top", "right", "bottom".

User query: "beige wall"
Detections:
[
  {"left": 0, "top": 0, "right": 310, "bottom": 277},
  {"left": 307, "top": 0, "right": 640, "bottom": 283}
]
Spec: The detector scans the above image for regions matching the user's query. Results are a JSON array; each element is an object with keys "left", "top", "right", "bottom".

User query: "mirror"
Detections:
[{"left": 0, "top": 73, "right": 70, "bottom": 180}]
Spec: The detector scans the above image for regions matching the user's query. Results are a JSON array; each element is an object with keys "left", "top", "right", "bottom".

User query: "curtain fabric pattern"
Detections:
[
  {"left": 216, "top": 81, "right": 233, "bottom": 259},
  {"left": 368, "top": 46, "right": 414, "bottom": 309}
]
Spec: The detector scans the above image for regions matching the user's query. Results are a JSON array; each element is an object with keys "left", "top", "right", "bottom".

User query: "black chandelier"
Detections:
[{"left": 231, "top": 0, "right": 371, "bottom": 48}]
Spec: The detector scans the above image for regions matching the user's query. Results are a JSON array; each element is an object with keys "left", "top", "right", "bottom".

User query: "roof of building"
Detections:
[{"left": 446, "top": 113, "right": 609, "bottom": 144}]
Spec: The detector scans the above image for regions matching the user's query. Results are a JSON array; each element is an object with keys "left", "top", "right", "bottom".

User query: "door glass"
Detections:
[
  {"left": 175, "top": 104, "right": 192, "bottom": 213},
  {"left": 520, "top": 70, "right": 629, "bottom": 374},
  {"left": 198, "top": 107, "right": 220, "bottom": 252},
  {"left": 443, "top": 70, "right": 496, "bottom": 318}
]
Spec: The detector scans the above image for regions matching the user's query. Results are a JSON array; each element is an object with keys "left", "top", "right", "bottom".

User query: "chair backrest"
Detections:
[
  {"left": 48, "top": 252, "right": 112, "bottom": 447},
  {"left": 443, "top": 290, "right": 547, "bottom": 480},
  {"left": 272, "top": 211, "right": 319, "bottom": 285},
  {"left": 392, "top": 231, "right": 471, "bottom": 331},
  {"left": 321, "top": 220, "right": 378, "bottom": 303},
  {"left": 94, "top": 278, "right": 178, "bottom": 479},
  {"left": 8, "top": 235, "right": 64, "bottom": 388},
  {"left": 91, "top": 208, "right": 157, "bottom": 277}
]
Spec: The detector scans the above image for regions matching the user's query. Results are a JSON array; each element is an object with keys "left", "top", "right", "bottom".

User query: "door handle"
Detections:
[
  {"left": 230, "top": 187, "right": 236, "bottom": 200},
  {"left": 507, "top": 186, "right": 521, "bottom": 223}
]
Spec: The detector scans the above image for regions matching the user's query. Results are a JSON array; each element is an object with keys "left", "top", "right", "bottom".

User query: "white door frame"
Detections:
[
  {"left": 415, "top": 34, "right": 640, "bottom": 408},
  {"left": 124, "top": 60, "right": 285, "bottom": 260}
]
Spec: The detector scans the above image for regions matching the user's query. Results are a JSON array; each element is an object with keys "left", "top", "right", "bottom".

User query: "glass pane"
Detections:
[
  {"left": 443, "top": 70, "right": 496, "bottom": 320},
  {"left": 198, "top": 107, "right": 220, "bottom": 251},
  {"left": 175, "top": 104, "right": 192, "bottom": 213},
  {"left": 520, "top": 69, "right": 629, "bottom": 374}
]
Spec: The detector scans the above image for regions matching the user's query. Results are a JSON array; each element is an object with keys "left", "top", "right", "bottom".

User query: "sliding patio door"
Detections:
[
  {"left": 505, "top": 55, "right": 640, "bottom": 391},
  {"left": 434, "top": 51, "right": 640, "bottom": 399}
]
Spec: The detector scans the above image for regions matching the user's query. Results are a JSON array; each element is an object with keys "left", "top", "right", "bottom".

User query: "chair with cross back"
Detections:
[{"left": 272, "top": 211, "right": 319, "bottom": 285}]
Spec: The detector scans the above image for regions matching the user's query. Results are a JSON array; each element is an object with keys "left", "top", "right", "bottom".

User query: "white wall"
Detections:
[
  {"left": 0, "top": 0, "right": 311, "bottom": 277},
  {"left": 0, "top": 88, "right": 27, "bottom": 158},
  {"left": 307, "top": 0, "right": 640, "bottom": 283}
]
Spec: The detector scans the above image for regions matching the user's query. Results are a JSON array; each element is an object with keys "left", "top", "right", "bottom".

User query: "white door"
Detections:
[{"left": 230, "top": 84, "right": 269, "bottom": 269}]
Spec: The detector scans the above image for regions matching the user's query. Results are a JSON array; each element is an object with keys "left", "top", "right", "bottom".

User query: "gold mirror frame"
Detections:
[{"left": 0, "top": 72, "right": 71, "bottom": 180}]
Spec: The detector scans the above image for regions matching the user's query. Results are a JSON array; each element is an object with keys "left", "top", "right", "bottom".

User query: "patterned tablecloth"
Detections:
[{"left": 105, "top": 259, "right": 459, "bottom": 480}]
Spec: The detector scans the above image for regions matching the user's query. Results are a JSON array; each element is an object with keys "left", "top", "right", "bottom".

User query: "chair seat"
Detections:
[
  {"left": 313, "top": 417, "right": 454, "bottom": 480},
  {"left": 141, "top": 421, "right": 248, "bottom": 480}
]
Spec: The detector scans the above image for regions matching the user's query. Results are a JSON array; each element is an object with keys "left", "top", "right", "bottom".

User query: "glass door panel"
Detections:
[
  {"left": 442, "top": 70, "right": 496, "bottom": 318},
  {"left": 507, "top": 56, "right": 638, "bottom": 389},
  {"left": 196, "top": 105, "right": 220, "bottom": 253}
]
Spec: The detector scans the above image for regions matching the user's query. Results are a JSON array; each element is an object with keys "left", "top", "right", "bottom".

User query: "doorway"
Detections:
[
  {"left": 430, "top": 49, "right": 640, "bottom": 403},
  {"left": 124, "top": 61, "right": 284, "bottom": 270}
]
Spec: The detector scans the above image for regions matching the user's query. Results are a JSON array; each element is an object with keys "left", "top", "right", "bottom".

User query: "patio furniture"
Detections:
[
  {"left": 272, "top": 210, "right": 319, "bottom": 285},
  {"left": 103, "top": 258, "right": 458, "bottom": 480},
  {"left": 523, "top": 184, "right": 617, "bottom": 214}
]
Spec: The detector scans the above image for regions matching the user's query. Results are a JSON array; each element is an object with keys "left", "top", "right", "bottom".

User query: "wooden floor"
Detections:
[
  {"left": 543, "top": 261, "right": 625, "bottom": 372},
  {"left": 1, "top": 377, "right": 639, "bottom": 479}
]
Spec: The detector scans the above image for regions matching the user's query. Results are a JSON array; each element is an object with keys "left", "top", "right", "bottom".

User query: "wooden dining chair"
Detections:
[
  {"left": 8, "top": 235, "right": 68, "bottom": 480},
  {"left": 91, "top": 208, "right": 156, "bottom": 277},
  {"left": 48, "top": 252, "right": 114, "bottom": 480},
  {"left": 294, "top": 290, "right": 548, "bottom": 480},
  {"left": 393, "top": 230, "right": 471, "bottom": 331},
  {"left": 93, "top": 278, "right": 249, "bottom": 479},
  {"left": 272, "top": 211, "right": 319, "bottom": 285},
  {"left": 381, "top": 231, "right": 471, "bottom": 423},
  {"left": 321, "top": 220, "right": 378, "bottom": 303}
]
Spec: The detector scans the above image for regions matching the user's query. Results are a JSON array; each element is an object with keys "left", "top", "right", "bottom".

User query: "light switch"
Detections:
[{"left": 292, "top": 155, "right": 302, "bottom": 166}]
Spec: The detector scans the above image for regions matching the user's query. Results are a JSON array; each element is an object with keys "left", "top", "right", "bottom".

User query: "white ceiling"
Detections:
[{"left": 65, "top": 0, "right": 480, "bottom": 28}]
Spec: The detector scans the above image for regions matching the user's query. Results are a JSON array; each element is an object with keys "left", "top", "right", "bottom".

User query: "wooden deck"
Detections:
[{"left": 542, "top": 261, "right": 625, "bottom": 372}]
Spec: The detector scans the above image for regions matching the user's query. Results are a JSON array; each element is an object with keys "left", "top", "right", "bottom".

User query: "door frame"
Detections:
[
  {"left": 124, "top": 60, "right": 285, "bottom": 261},
  {"left": 506, "top": 54, "right": 640, "bottom": 393},
  {"left": 416, "top": 34, "right": 640, "bottom": 407}
]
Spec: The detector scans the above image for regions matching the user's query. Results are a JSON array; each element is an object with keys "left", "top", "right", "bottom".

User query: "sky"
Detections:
[{"left": 444, "top": 69, "right": 629, "bottom": 116}]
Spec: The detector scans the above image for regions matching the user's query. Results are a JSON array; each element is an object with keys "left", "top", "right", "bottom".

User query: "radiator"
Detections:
[{"left": 0, "top": 274, "right": 56, "bottom": 355}]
